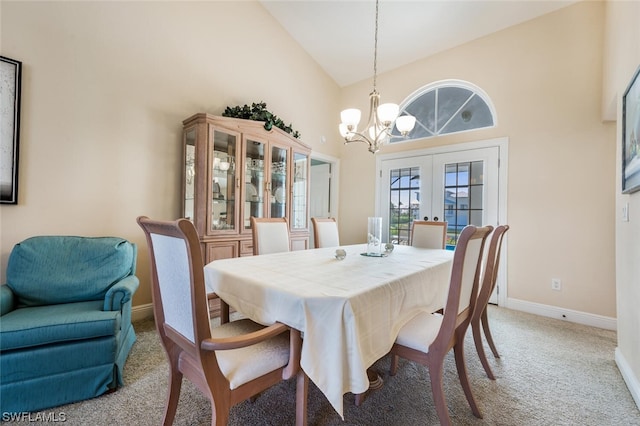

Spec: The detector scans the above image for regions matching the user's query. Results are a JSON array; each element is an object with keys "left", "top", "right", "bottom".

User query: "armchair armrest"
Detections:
[
  {"left": 0, "top": 285, "right": 15, "bottom": 316},
  {"left": 103, "top": 275, "right": 139, "bottom": 312}
]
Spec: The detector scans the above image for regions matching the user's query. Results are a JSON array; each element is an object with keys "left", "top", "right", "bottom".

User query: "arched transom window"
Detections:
[{"left": 391, "top": 80, "right": 496, "bottom": 142}]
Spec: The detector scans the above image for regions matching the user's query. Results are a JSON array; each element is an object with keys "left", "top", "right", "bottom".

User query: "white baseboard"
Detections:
[
  {"left": 615, "top": 348, "right": 640, "bottom": 411},
  {"left": 131, "top": 303, "right": 154, "bottom": 322},
  {"left": 505, "top": 298, "right": 616, "bottom": 331}
]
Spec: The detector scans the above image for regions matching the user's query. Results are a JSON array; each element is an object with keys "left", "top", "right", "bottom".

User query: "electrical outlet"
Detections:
[{"left": 551, "top": 278, "right": 562, "bottom": 291}]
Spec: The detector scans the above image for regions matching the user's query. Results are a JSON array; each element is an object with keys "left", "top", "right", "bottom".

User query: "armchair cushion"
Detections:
[
  {"left": 0, "top": 301, "right": 121, "bottom": 351},
  {"left": 6, "top": 236, "right": 135, "bottom": 307}
]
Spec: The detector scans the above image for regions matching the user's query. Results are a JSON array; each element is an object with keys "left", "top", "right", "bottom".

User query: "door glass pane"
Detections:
[
  {"left": 211, "top": 129, "right": 236, "bottom": 232},
  {"left": 470, "top": 210, "right": 483, "bottom": 226},
  {"left": 457, "top": 163, "right": 469, "bottom": 185},
  {"left": 443, "top": 161, "right": 484, "bottom": 249},
  {"left": 470, "top": 160, "right": 484, "bottom": 184},
  {"left": 270, "top": 146, "right": 287, "bottom": 218},
  {"left": 388, "top": 167, "right": 420, "bottom": 245},
  {"left": 184, "top": 128, "right": 196, "bottom": 221},
  {"left": 244, "top": 138, "right": 265, "bottom": 230},
  {"left": 470, "top": 185, "right": 483, "bottom": 209},
  {"left": 292, "top": 152, "right": 308, "bottom": 229}
]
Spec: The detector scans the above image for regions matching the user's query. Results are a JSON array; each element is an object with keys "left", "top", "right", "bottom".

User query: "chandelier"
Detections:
[{"left": 339, "top": 0, "right": 416, "bottom": 154}]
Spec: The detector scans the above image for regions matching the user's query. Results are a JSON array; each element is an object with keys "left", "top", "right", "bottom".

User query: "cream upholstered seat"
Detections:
[
  {"left": 137, "top": 216, "right": 307, "bottom": 426},
  {"left": 471, "top": 224, "right": 509, "bottom": 380},
  {"left": 410, "top": 220, "right": 448, "bottom": 249},
  {"left": 311, "top": 217, "right": 340, "bottom": 248},
  {"left": 251, "top": 217, "right": 290, "bottom": 255},
  {"left": 390, "top": 224, "right": 492, "bottom": 426}
]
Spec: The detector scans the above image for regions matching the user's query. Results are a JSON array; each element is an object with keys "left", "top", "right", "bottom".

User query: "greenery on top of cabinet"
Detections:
[{"left": 222, "top": 102, "right": 301, "bottom": 139}]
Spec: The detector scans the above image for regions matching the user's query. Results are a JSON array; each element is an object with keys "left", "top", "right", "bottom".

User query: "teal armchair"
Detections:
[{"left": 0, "top": 236, "right": 139, "bottom": 414}]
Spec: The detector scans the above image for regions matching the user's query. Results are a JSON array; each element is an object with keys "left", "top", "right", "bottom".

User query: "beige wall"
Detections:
[
  {"left": 604, "top": 0, "right": 640, "bottom": 408},
  {"left": 0, "top": 1, "right": 341, "bottom": 306},
  {"left": 339, "top": 1, "right": 617, "bottom": 318}
]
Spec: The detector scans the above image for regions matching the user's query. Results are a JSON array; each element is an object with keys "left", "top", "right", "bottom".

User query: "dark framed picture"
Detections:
[
  {"left": 622, "top": 64, "right": 640, "bottom": 194},
  {"left": 0, "top": 56, "right": 22, "bottom": 204}
]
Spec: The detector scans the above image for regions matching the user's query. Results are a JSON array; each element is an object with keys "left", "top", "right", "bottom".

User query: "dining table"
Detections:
[{"left": 203, "top": 243, "right": 454, "bottom": 418}]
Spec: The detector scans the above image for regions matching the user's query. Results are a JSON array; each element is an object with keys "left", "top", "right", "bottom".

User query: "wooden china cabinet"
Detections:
[{"left": 182, "top": 113, "right": 311, "bottom": 265}]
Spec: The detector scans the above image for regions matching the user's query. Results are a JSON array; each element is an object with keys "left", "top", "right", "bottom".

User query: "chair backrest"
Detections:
[
  {"left": 6, "top": 236, "right": 136, "bottom": 307},
  {"left": 251, "top": 217, "right": 290, "bottom": 255},
  {"left": 311, "top": 217, "right": 340, "bottom": 248},
  {"left": 410, "top": 221, "right": 447, "bottom": 249},
  {"left": 474, "top": 225, "right": 509, "bottom": 321},
  {"left": 438, "top": 225, "right": 492, "bottom": 341},
  {"left": 137, "top": 216, "right": 210, "bottom": 357}
]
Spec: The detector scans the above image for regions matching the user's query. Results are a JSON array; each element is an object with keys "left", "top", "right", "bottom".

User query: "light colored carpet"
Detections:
[{"left": 13, "top": 306, "right": 640, "bottom": 425}]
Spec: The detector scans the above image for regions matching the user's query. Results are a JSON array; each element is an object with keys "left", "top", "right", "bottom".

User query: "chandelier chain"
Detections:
[
  {"left": 338, "top": 0, "right": 415, "bottom": 153},
  {"left": 373, "top": 0, "right": 379, "bottom": 91}
]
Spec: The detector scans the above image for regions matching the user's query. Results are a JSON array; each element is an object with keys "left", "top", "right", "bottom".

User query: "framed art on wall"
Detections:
[
  {"left": 622, "top": 64, "right": 640, "bottom": 194},
  {"left": 0, "top": 56, "right": 22, "bottom": 204}
]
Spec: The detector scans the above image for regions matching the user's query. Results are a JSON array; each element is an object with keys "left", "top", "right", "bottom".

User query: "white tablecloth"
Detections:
[{"left": 204, "top": 244, "right": 453, "bottom": 417}]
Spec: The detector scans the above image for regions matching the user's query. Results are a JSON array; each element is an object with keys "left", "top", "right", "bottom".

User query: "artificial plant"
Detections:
[{"left": 222, "top": 102, "right": 301, "bottom": 139}]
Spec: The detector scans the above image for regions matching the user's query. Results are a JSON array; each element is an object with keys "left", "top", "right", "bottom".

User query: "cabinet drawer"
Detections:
[
  {"left": 206, "top": 241, "right": 238, "bottom": 263},
  {"left": 240, "top": 239, "right": 254, "bottom": 256}
]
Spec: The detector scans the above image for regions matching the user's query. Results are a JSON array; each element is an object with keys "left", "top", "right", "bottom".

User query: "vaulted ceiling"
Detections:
[{"left": 260, "top": 0, "right": 577, "bottom": 87}]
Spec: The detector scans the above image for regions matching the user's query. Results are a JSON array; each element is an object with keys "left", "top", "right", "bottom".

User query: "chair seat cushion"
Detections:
[
  {"left": 0, "top": 300, "right": 121, "bottom": 351},
  {"left": 395, "top": 311, "right": 443, "bottom": 353},
  {"left": 211, "top": 319, "right": 290, "bottom": 390}
]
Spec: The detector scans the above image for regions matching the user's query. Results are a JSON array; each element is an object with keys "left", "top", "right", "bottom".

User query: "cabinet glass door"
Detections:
[
  {"left": 210, "top": 128, "right": 237, "bottom": 233},
  {"left": 244, "top": 137, "right": 266, "bottom": 230},
  {"left": 291, "top": 152, "right": 308, "bottom": 230},
  {"left": 184, "top": 128, "right": 196, "bottom": 221},
  {"left": 270, "top": 145, "right": 288, "bottom": 218}
]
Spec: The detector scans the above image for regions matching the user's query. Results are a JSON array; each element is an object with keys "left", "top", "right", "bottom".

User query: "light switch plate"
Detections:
[{"left": 622, "top": 203, "right": 629, "bottom": 222}]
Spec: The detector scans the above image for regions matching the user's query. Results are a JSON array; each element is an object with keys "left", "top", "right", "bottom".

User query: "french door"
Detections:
[{"left": 377, "top": 142, "right": 505, "bottom": 303}]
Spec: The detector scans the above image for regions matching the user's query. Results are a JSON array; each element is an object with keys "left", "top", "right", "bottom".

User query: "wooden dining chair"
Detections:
[
  {"left": 471, "top": 224, "right": 509, "bottom": 380},
  {"left": 250, "top": 217, "right": 291, "bottom": 255},
  {"left": 410, "top": 220, "right": 448, "bottom": 249},
  {"left": 389, "top": 224, "right": 492, "bottom": 426},
  {"left": 137, "top": 216, "right": 307, "bottom": 426},
  {"left": 311, "top": 217, "right": 340, "bottom": 248}
]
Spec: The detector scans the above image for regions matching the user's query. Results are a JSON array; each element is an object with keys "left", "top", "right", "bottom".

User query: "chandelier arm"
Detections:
[
  {"left": 343, "top": 132, "right": 374, "bottom": 147},
  {"left": 376, "top": 127, "right": 393, "bottom": 143},
  {"left": 343, "top": 126, "right": 392, "bottom": 153},
  {"left": 344, "top": 136, "right": 377, "bottom": 154}
]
